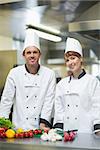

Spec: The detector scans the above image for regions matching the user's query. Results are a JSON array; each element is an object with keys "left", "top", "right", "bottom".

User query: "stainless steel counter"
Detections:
[{"left": 0, "top": 133, "right": 100, "bottom": 150}]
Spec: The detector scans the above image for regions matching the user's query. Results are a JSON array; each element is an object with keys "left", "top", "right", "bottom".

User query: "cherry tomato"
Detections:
[
  {"left": 38, "top": 129, "right": 42, "bottom": 134},
  {"left": 33, "top": 129, "right": 39, "bottom": 135}
]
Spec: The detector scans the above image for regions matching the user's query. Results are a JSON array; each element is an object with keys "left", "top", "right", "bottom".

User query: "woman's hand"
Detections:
[{"left": 95, "top": 131, "right": 100, "bottom": 136}]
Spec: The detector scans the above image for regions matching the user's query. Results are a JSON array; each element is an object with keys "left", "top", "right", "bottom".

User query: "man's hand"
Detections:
[{"left": 40, "top": 123, "right": 50, "bottom": 131}]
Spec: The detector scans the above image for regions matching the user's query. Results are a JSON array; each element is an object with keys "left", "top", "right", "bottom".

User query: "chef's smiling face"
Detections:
[
  {"left": 65, "top": 52, "right": 82, "bottom": 77},
  {"left": 23, "top": 46, "right": 41, "bottom": 66}
]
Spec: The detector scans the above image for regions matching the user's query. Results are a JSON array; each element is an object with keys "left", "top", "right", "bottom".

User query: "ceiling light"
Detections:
[
  {"left": 35, "top": 24, "right": 60, "bottom": 34},
  {"left": 26, "top": 25, "right": 62, "bottom": 42},
  {"left": 32, "top": 29, "right": 62, "bottom": 42}
]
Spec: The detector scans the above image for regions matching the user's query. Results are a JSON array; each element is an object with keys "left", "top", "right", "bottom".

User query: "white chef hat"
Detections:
[
  {"left": 23, "top": 29, "right": 40, "bottom": 52},
  {"left": 65, "top": 37, "right": 83, "bottom": 56}
]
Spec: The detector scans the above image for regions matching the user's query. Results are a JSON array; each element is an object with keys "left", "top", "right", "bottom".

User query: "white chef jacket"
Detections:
[
  {"left": 54, "top": 70, "right": 100, "bottom": 133},
  {"left": 0, "top": 65, "right": 56, "bottom": 130}
]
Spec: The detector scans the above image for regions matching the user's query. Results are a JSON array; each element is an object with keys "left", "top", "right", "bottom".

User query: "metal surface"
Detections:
[
  {"left": 0, "top": 133, "right": 100, "bottom": 150},
  {"left": 0, "top": 1, "right": 99, "bottom": 41},
  {"left": 0, "top": 0, "right": 99, "bottom": 65},
  {"left": 68, "top": 19, "right": 100, "bottom": 42}
]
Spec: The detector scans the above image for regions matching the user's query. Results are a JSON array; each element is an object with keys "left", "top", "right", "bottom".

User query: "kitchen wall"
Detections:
[
  {"left": 0, "top": 36, "right": 13, "bottom": 50},
  {"left": 0, "top": 36, "right": 17, "bottom": 97}
]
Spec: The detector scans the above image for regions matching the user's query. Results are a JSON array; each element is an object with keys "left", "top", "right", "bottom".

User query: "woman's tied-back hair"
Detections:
[{"left": 64, "top": 51, "right": 81, "bottom": 60}]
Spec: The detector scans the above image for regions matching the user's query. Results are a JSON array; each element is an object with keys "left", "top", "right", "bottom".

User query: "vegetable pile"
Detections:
[
  {"left": 0, "top": 118, "right": 77, "bottom": 141},
  {"left": 0, "top": 117, "right": 14, "bottom": 129},
  {"left": 0, "top": 118, "right": 43, "bottom": 138}
]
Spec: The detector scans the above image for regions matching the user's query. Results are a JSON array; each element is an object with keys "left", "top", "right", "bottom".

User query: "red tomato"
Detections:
[
  {"left": 38, "top": 129, "right": 42, "bottom": 134},
  {"left": 0, "top": 128, "right": 5, "bottom": 133},
  {"left": 33, "top": 129, "right": 39, "bottom": 135},
  {"left": 0, "top": 132, "right": 6, "bottom": 138},
  {"left": 15, "top": 133, "right": 19, "bottom": 138},
  {"left": 64, "top": 131, "right": 70, "bottom": 142},
  {"left": 19, "top": 132, "right": 24, "bottom": 138},
  {"left": 28, "top": 131, "right": 34, "bottom": 138},
  {"left": 24, "top": 132, "right": 29, "bottom": 138}
]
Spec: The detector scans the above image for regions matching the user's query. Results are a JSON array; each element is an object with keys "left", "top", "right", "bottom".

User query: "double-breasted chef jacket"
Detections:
[
  {"left": 54, "top": 69, "right": 100, "bottom": 133},
  {"left": 0, "top": 65, "right": 56, "bottom": 130}
]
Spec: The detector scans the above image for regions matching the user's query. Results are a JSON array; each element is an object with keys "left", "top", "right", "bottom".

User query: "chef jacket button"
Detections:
[
  {"left": 34, "top": 107, "right": 36, "bottom": 109},
  {"left": 67, "top": 117, "right": 69, "bottom": 119},
  {"left": 35, "top": 95, "right": 37, "bottom": 98},
  {"left": 26, "top": 106, "right": 28, "bottom": 109},
  {"left": 26, "top": 96, "right": 28, "bottom": 98},
  {"left": 67, "top": 91, "right": 69, "bottom": 93},
  {"left": 75, "top": 117, "right": 77, "bottom": 120},
  {"left": 35, "top": 83, "right": 37, "bottom": 86},
  {"left": 26, "top": 118, "right": 28, "bottom": 120},
  {"left": 35, "top": 118, "right": 36, "bottom": 120},
  {"left": 67, "top": 104, "right": 70, "bottom": 107},
  {"left": 25, "top": 73, "right": 27, "bottom": 75},
  {"left": 76, "top": 105, "right": 78, "bottom": 107}
]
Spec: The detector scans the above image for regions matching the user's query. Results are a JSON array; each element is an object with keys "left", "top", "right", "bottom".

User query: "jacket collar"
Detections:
[
  {"left": 69, "top": 69, "right": 86, "bottom": 82},
  {"left": 25, "top": 64, "right": 40, "bottom": 75},
  {"left": 78, "top": 69, "right": 86, "bottom": 79}
]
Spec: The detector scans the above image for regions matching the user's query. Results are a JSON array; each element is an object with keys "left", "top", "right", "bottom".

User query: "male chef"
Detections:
[{"left": 0, "top": 29, "right": 56, "bottom": 131}]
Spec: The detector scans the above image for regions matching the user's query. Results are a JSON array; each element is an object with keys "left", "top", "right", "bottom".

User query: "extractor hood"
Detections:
[{"left": 68, "top": 20, "right": 100, "bottom": 40}]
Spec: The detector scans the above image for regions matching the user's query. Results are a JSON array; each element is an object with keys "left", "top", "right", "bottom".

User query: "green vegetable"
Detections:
[
  {"left": 0, "top": 117, "right": 15, "bottom": 129},
  {"left": 56, "top": 129, "right": 64, "bottom": 137}
]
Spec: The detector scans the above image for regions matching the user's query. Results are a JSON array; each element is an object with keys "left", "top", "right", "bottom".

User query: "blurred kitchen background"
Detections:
[{"left": 0, "top": 0, "right": 100, "bottom": 97}]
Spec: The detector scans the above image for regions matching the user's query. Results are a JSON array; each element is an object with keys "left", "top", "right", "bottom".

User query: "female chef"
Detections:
[
  {"left": 0, "top": 29, "right": 56, "bottom": 131},
  {"left": 53, "top": 37, "right": 100, "bottom": 135}
]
